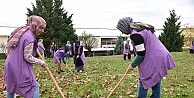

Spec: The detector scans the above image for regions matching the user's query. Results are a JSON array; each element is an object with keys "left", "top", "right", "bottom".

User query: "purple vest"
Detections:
[
  {"left": 4, "top": 29, "right": 37, "bottom": 97},
  {"left": 190, "top": 44, "right": 194, "bottom": 49},
  {"left": 50, "top": 44, "right": 55, "bottom": 52},
  {"left": 53, "top": 49, "right": 65, "bottom": 64},
  {"left": 123, "top": 42, "right": 130, "bottom": 55},
  {"left": 130, "top": 29, "right": 176, "bottom": 89},
  {"left": 73, "top": 43, "right": 86, "bottom": 63},
  {"left": 38, "top": 42, "right": 44, "bottom": 54}
]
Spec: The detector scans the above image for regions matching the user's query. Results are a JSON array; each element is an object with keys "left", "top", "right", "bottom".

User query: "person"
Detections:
[
  {"left": 123, "top": 40, "right": 131, "bottom": 60},
  {"left": 72, "top": 40, "right": 86, "bottom": 72},
  {"left": 38, "top": 39, "right": 45, "bottom": 58},
  {"left": 4, "top": 15, "right": 47, "bottom": 98},
  {"left": 53, "top": 46, "right": 70, "bottom": 74},
  {"left": 189, "top": 41, "right": 194, "bottom": 54},
  {"left": 116, "top": 17, "right": 176, "bottom": 98},
  {"left": 65, "top": 41, "right": 71, "bottom": 60},
  {"left": 50, "top": 42, "right": 56, "bottom": 59}
]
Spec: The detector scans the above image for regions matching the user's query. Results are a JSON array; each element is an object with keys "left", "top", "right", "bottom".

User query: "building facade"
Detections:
[{"left": 0, "top": 27, "right": 164, "bottom": 55}]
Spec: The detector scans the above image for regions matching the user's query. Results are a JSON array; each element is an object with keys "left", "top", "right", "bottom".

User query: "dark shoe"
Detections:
[{"left": 60, "top": 70, "right": 65, "bottom": 72}]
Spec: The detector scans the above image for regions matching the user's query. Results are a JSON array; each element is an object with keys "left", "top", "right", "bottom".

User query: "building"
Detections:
[
  {"left": 76, "top": 28, "right": 163, "bottom": 56},
  {"left": 0, "top": 26, "right": 15, "bottom": 53},
  {"left": 76, "top": 29, "right": 129, "bottom": 56},
  {"left": 0, "top": 26, "right": 163, "bottom": 55}
]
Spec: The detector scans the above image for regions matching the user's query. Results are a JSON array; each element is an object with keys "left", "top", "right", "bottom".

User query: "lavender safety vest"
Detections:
[
  {"left": 4, "top": 29, "right": 37, "bottom": 97},
  {"left": 38, "top": 42, "right": 44, "bottom": 54},
  {"left": 130, "top": 29, "right": 176, "bottom": 89},
  {"left": 190, "top": 43, "right": 194, "bottom": 49},
  {"left": 123, "top": 42, "right": 130, "bottom": 55},
  {"left": 73, "top": 43, "right": 86, "bottom": 63},
  {"left": 53, "top": 49, "right": 66, "bottom": 65}
]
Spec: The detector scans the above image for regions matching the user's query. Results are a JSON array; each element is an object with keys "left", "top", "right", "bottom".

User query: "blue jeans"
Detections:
[
  {"left": 66, "top": 54, "right": 70, "bottom": 60},
  {"left": 138, "top": 79, "right": 161, "bottom": 98},
  {"left": 6, "top": 81, "right": 39, "bottom": 98}
]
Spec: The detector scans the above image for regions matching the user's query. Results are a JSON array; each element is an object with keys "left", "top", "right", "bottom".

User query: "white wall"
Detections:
[{"left": 0, "top": 36, "right": 8, "bottom": 45}]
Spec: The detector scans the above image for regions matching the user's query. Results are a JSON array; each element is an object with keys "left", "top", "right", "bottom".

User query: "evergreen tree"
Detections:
[
  {"left": 26, "top": 0, "right": 78, "bottom": 57},
  {"left": 159, "top": 10, "right": 184, "bottom": 52},
  {"left": 114, "top": 36, "right": 124, "bottom": 55}
]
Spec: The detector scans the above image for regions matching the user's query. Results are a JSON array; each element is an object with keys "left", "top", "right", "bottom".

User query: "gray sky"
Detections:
[{"left": 0, "top": 0, "right": 194, "bottom": 35}]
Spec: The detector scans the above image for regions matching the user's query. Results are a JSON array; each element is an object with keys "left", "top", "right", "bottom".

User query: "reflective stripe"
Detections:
[{"left": 135, "top": 44, "right": 145, "bottom": 52}]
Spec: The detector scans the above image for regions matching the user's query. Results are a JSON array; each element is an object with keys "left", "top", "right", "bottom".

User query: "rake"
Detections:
[
  {"left": 107, "top": 67, "right": 130, "bottom": 98},
  {"left": 36, "top": 49, "right": 66, "bottom": 98}
]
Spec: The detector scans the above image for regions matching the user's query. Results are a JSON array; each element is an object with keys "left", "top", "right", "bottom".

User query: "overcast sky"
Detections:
[{"left": 0, "top": 0, "right": 194, "bottom": 35}]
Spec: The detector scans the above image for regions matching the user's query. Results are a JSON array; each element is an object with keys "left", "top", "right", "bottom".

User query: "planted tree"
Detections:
[
  {"left": 182, "top": 23, "right": 194, "bottom": 47},
  {"left": 114, "top": 35, "right": 124, "bottom": 55},
  {"left": 79, "top": 31, "right": 98, "bottom": 57},
  {"left": 0, "top": 42, "right": 6, "bottom": 53},
  {"left": 159, "top": 10, "right": 184, "bottom": 52},
  {"left": 0, "top": 42, "right": 7, "bottom": 59},
  {"left": 26, "top": 0, "right": 78, "bottom": 57}
]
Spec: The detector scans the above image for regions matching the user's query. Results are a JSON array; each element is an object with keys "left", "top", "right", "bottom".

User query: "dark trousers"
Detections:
[
  {"left": 49, "top": 52, "right": 54, "bottom": 60},
  {"left": 190, "top": 49, "right": 194, "bottom": 54},
  {"left": 74, "top": 57, "right": 84, "bottom": 71},
  {"left": 124, "top": 54, "right": 131, "bottom": 60}
]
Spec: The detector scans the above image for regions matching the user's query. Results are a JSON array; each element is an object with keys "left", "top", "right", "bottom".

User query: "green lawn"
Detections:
[{"left": 0, "top": 52, "right": 194, "bottom": 98}]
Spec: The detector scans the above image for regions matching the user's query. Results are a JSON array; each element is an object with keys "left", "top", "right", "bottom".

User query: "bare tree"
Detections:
[
  {"left": 0, "top": 42, "right": 6, "bottom": 53},
  {"left": 79, "top": 31, "right": 98, "bottom": 57},
  {"left": 183, "top": 23, "right": 194, "bottom": 47},
  {"left": 0, "top": 42, "right": 7, "bottom": 59}
]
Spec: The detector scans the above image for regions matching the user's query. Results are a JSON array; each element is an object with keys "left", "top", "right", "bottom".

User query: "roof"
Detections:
[
  {"left": 75, "top": 29, "right": 130, "bottom": 37},
  {"left": 0, "top": 27, "right": 15, "bottom": 36},
  {"left": 0, "top": 27, "right": 127, "bottom": 37},
  {"left": 0, "top": 26, "right": 163, "bottom": 37},
  {"left": 83, "top": 47, "right": 114, "bottom": 51},
  {"left": 92, "top": 48, "right": 114, "bottom": 51},
  {"left": 76, "top": 28, "right": 163, "bottom": 37}
]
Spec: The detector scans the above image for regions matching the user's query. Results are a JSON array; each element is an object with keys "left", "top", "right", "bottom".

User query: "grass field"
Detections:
[{"left": 0, "top": 52, "right": 194, "bottom": 98}]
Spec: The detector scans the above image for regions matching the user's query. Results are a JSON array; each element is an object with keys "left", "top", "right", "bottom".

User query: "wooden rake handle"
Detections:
[
  {"left": 36, "top": 49, "right": 66, "bottom": 98},
  {"left": 107, "top": 68, "right": 130, "bottom": 98}
]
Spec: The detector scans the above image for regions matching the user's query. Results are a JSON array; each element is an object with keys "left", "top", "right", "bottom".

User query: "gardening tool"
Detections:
[
  {"left": 36, "top": 49, "right": 66, "bottom": 98},
  {"left": 107, "top": 67, "right": 130, "bottom": 98}
]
